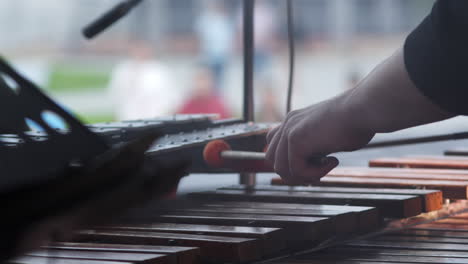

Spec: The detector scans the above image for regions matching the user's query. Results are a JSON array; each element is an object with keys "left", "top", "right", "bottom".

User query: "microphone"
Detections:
[{"left": 83, "top": 0, "right": 143, "bottom": 39}]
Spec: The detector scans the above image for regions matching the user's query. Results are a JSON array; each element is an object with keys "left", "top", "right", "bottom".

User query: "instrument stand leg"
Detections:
[
  {"left": 239, "top": 0, "right": 256, "bottom": 189},
  {"left": 240, "top": 173, "right": 256, "bottom": 188}
]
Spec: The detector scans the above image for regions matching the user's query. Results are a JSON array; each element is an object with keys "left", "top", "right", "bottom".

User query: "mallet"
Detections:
[{"left": 203, "top": 139, "right": 326, "bottom": 172}]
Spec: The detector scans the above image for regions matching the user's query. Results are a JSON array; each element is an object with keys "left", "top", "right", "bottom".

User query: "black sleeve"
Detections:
[{"left": 404, "top": 0, "right": 468, "bottom": 115}]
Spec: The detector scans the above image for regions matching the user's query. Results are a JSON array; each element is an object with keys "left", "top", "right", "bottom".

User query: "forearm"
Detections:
[
  {"left": 338, "top": 47, "right": 454, "bottom": 134},
  {"left": 266, "top": 1, "right": 465, "bottom": 183}
]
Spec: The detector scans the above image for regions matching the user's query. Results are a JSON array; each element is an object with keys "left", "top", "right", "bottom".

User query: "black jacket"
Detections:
[{"left": 405, "top": 0, "right": 468, "bottom": 114}]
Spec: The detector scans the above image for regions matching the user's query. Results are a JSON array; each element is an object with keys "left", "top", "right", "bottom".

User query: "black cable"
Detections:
[{"left": 286, "top": 0, "right": 295, "bottom": 114}]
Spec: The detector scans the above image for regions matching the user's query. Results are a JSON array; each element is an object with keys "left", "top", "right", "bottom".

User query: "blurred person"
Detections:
[
  {"left": 195, "top": 0, "right": 234, "bottom": 90},
  {"left": 177, "top": 67, "right": 231, "bottom": 119},
  {"left": 236, "top": 0, "right": 278, "bottom": 75},
  {"left": 108, "top": 40, "right": 177, "bottom": 121},
  {"left": 266, "top": 0, "right": 466, "bottom": 184},
  {"left": 256, "top": 80, "right": 283, "bottom": 122},
  {"left": 253, "top": 0, "right": 277, "bottom": 74}
]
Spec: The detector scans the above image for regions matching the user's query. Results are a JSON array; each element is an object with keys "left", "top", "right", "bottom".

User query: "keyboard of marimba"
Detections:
[
  {"left": 270, "top": 211, "right": 468, "bottom": 264},
  {"left": 11, "top": 184, "right": 445, "bottom": 264}
]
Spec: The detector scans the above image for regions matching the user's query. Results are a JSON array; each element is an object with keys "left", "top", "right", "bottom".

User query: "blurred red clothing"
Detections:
[{"left": 178, "top": 94, "right": 231, "bottom": 119}]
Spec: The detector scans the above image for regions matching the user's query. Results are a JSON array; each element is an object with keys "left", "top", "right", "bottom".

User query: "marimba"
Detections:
[{"left": 8, "top": 117, "right": 468, "bottom": 264}]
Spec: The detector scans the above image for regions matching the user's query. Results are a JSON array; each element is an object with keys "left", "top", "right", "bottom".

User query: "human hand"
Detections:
[{"left": 265, "top": 96, "right": 375, "bottom": 184}]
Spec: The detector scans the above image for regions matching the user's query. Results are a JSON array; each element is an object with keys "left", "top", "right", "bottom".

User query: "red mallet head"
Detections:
[{"left": 203, "top": 139, "right": 231, "bottom": 167}]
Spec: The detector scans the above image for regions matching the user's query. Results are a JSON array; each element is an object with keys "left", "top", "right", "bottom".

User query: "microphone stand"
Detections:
[{"left": 82, "top": 0, "right": 143, "bottom": 39}]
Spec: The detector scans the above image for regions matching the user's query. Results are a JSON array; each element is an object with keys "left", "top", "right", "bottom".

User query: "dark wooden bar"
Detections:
[
  {"left": 396, "top": 229, "right": 468, "bottom": 238},
  {"left": 152, "top": 212, "right": 332, "bottom": 244},
  {"left": 10, "top": 257, "right": 132, "bottom": 264},
  {"left": 47, "top": 243, "right": 200, "bottom": 264},
  {"left": 152, "top": 205, "right": 358, "bottom": 234},
  {"left": 74, "top": 230, "right": 262, "bottom": 263},
  {"left": 200, "top": 201, "right": 380, "bottom": 232},
  {"left": 347, "top": 239, "right": 468, "bottom": 252},
  {"left": 100, "top": 223, "right": 283, "bottom": 240},
  {"left": 223, "top": 184, "right": 442, "bottom": 212},
  {"left": 26, "top": 250, "right": 173, "bottom": 264},
  {"left": 190, "top": 189, "right": 422, "bottom": 218},
  {"left": 372, "top": 235, "right": 468, "bottom": 244},
  {"left": 338, "top": 246, "right": 468, "bottom": 258},
  {"left": 97, "top": 223, "right": 286, "bottom": 258},
  {"left": 298, "top": 248, "right": 468, "bottom": 264}
]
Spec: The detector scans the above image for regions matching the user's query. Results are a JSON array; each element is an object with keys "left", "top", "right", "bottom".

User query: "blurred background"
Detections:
[
  {"left": 1, "top": 0, "right": 435, "bottom": 123},
  {"left": 7, "top": 0, "right": 468, "bottom": 191}
]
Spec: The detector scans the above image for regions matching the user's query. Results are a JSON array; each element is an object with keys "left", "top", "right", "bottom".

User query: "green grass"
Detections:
[
  {"left": 76, "top": 113, "right": 115, "bottom": 124},
  {"left": 47, "top": 63, "right": 111, "bottom": 92}
]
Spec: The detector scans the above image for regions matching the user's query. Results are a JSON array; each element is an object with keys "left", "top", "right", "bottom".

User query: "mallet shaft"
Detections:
[
  {"left": 220, "top": 150, "right": 266, "bottom": 160},
  {"left": 220, "top": 150, "right": 327, "bottom": 166}
]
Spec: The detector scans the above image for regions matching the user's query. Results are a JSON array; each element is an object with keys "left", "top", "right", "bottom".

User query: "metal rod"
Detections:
[
  {"left": 222, "top": 150, "right": 266, "bottom": 160},
  {"left": 364, "top": 132, "right": 468, "bottom": 149},
  {"left": 220, "top": 150, "right": 325, "bottom": 166},
  {"left": 286, "top": 0, "right": 295, "bottom": 113},
  {"left": 241, "top": 0, "right": 256, "bottom": 187},
  {"left": 243, "top": 0, "right": 255, "bottom": 122}
]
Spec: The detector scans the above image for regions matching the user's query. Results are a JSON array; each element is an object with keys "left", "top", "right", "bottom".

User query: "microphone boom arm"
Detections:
[{"left": 83, "top": 0, "right": 143, "bottom": 39}]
